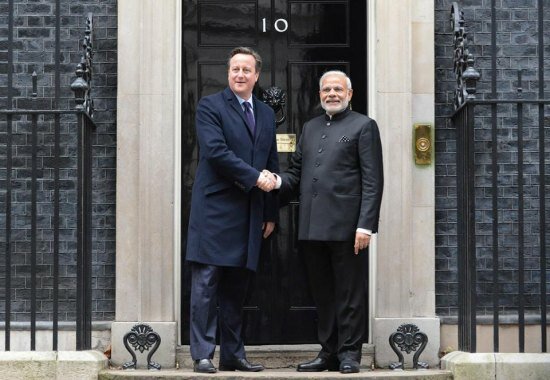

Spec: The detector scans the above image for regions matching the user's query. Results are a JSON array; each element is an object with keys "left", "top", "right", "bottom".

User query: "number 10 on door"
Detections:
[{"left": 262, "top": 18, "right": 288, "bottom": 33}]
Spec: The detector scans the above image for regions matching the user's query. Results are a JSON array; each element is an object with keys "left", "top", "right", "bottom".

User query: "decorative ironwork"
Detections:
[
  {"left": 261, "top": 86, "right": 286, "bottom": 126},
  {"left": 2, "top": 9, "right": 98, "bottom": 351},
  {"left": 451, "top": 2, "right": 480, "bottom": 109},
  {"left": 122, "top": 324, "right": 162, "bottom": 370},
  {"left": 389, "top": 324, "right": 429, "bottom": 370},
  {"left": 71, "top": 13, "right": 94, "bottom": 116}
]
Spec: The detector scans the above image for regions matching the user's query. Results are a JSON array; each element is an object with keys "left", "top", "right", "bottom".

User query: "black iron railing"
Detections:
[
  {"left": 450, "top": 2, "right": 548, "bottom": 353},
  {"left": 1, "top": 11, "right": 95, "bottom": 351}
]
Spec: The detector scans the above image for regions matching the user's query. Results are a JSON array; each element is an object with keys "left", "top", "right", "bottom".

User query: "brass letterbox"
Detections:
[{"left": 276, "top": 133, "right": 296, "bottom": 153}]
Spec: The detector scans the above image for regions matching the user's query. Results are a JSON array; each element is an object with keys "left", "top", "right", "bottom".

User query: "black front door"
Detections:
[{"left": 182, "top": 0, "right": 368, "bottom": 344}]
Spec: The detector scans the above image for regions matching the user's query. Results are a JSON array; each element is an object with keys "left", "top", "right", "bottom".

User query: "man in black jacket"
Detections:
[{"left": 273, "top": 70, "right": 383, "bottom": 373}]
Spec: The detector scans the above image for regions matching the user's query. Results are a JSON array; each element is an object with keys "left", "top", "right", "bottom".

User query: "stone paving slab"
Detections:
[
  {"left": 441, "top": 351, "right": 550, "bottom": 380},
  {"left": 0, "top": 350, "right": 107, "bottom": 380},
  {"left": 99, "top": 368, "right": 453, "bottom": 380}
]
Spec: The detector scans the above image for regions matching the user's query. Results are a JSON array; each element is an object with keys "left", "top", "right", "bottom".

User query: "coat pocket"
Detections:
[{"left": 204, "top": 181, "right": 232, "bottom": 195}]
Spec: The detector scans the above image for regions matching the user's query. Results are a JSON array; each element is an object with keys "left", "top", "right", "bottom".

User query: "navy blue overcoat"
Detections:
[{"left": 186, "top": 87, "right": 279, "bottom": 271}]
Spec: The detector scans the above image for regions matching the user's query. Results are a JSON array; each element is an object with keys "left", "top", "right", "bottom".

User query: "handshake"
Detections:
[{"left": 256, "top": 169, "right": 278, "bottom": 192}]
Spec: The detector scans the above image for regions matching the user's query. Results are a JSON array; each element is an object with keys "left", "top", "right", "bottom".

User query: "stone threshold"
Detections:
[{"left": 176, "top": 344, "right": 375, "bottom": 370}]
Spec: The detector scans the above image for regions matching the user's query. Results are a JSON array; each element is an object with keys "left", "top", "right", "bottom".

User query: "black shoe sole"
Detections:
[
  {"left": 219, "top": 366, "right": 264, "bottom": 372},
  {"left": 340, "top": 368, "right": 360, "bottom": 374},
  {"left": 193, "top": 368, "right": 217, "bottom": 373},
  {"left": 296, "top": 368, "right": 328, "bottom": 372}
]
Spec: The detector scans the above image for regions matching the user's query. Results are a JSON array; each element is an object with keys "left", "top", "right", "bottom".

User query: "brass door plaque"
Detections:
[
  {"left": 414, "top": 123, "right": 432, "bottom": 165},
  {"left": 276, "top": 133, "right": 296, "bottom": 153}
]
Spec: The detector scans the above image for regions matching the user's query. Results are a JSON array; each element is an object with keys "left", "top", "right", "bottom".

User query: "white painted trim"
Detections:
[
  {"left": 367, "top": 0, "right": 377, "bottom": 345},
  {"left": 368, "top": 0, "right": 377, "bottom": 121},
  {"left": 173, "top": 0, "right": 183, "bottom": 344}
]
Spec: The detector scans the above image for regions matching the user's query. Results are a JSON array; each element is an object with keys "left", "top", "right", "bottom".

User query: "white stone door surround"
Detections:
[
  {"left": 113, "top": 0, "right": 438, "bottom": 369},
  {"left": 112, "top": 0, "right": 181, "bottom": 368}
]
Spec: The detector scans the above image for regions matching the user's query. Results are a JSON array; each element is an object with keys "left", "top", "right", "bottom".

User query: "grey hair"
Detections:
[{"left": 319, "top": 70, "right": 352, "bottom": 90}]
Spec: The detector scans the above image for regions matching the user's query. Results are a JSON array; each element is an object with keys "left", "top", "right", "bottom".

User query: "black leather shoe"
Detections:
[
  {"left": 193, "top": 358, "right": 216, "bottom": 373},
  {"left": 219, "top": 358, "right": 264, "bottom": 372},
  {"left": 297, "top": 356, "right": 339, "bottom": 372},
  {"left": 339, "top": 358, "right": 360, "bottom": 373}
]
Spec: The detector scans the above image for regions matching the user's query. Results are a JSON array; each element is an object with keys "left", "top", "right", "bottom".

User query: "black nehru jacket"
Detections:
[{"left": 280, "top": 108, "right": 383, "bottom": 241}]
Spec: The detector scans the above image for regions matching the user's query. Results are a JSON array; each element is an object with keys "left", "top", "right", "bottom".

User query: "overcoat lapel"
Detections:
[
  {"left": 224, "top": 88, "right": 255, "bottom": 140},
  {"left": 252, "top": 98, "right": 263, "bottom": 144}
]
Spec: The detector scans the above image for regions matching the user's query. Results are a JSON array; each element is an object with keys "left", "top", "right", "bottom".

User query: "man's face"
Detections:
[
  {"left": 319, "top": 74, "right": 353, "bottom": 115},
  {"left": 228, "top": 53, "right": 259, "bottom": 99}
]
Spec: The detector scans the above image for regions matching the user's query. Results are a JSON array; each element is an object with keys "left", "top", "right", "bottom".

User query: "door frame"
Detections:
[{"left": 175, "top": 0, "right": 377, "bottom": 345}]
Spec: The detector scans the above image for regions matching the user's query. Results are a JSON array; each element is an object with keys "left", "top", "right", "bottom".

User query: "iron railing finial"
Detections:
[
  {"left": 71, "top": 13, "right": 94, "bottom": 116},
  {"left": 451, "top": 3, "right": 480, "bottom": 109}
]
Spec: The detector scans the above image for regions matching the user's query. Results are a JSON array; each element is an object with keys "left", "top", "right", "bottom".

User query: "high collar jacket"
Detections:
[{"left": 280, "top": 108, "right": 383, "bottom": 241}]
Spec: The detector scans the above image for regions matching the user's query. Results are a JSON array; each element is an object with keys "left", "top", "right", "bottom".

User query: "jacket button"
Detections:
[
  {"left": 322, "top": 134, "right": 327, "bottom": 139},
  {"left": 326, "top": 122, "right": 331, "bottom": 126},
  {"left": 315, "top": 162, "right": 320, "bottom": 167},
  {"left": 318, "top": 148, "right": 323, "bottom": 153},
  {"left": 313, "top": 178, "right": 318, "bottom": 182}
]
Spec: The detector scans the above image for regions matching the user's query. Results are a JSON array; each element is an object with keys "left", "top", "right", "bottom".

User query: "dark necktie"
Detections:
[{"left": 243, "top": 102, "right": 255, "bottom": 135}]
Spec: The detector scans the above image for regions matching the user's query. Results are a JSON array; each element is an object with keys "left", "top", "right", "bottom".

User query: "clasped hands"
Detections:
[{"left": 256, "top": 169, "right": 278, "bottom": 192}]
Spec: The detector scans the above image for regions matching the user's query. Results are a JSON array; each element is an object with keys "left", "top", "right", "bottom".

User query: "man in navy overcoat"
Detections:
[{"left": 186, "top": 47, "right": 279, "bottom": 373}]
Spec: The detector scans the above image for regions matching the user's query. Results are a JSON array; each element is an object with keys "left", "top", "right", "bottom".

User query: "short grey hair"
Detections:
[{"left": 319, "top": 70, "right": 352, "bottom": 90}]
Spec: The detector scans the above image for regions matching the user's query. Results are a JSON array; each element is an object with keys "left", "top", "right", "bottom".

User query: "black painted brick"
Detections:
[
  {"left": 0, "top": 0, "right": 117, "bottom": 323},
  {"left": 435, "top": 0, "right": 550, "bottom": 320}
]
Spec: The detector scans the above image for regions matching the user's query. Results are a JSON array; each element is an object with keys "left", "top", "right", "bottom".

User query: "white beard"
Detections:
[{"left": 321, "top": 99, "right": 349, "bottom": 115}]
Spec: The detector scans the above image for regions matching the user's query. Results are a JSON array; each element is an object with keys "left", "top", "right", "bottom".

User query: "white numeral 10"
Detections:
[{"left": 262, "top": 18, "right": 289, "bottom": 33}]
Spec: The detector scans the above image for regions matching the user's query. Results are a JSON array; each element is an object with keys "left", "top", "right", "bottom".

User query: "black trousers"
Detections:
[
  {"left": 301, "top": 240, "right": 368, "bottom": 362},
  {"left": 189, "top": 262, "right": 250, "bottom": 363}
]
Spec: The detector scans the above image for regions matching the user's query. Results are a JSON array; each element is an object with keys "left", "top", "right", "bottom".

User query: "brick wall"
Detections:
[
  {"left": 0, "top": 0, "right": 117, "bottom": 322},
  {"left": 435, "top": 0, "right": 550, "bottom": 320},
  {"left": 2, "top": 0, "right": 547, "bottom": 327}
]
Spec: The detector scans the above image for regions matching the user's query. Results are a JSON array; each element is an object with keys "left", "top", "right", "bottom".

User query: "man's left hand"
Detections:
[
  {"left": 263, "top": 222, "right": 275, "bottom": 238},
  {"left": 354, "top": 231, "right": 370, "bottom": 255}
]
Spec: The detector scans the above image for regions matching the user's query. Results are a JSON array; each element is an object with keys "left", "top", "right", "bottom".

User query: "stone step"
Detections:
[
  {"left": 176, "top": 344, "right": 375, "bottom": 370},
  {"left": 107, "top": 345, "right": 448, "bottom": 379},
  {"left": 99, "top": 368, "right": 453, "bottom": 380}
]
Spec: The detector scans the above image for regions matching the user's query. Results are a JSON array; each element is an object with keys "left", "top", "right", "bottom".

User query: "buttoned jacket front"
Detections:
[{"left": 280, "top": 108, "right": 383, "bottom": 241}]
